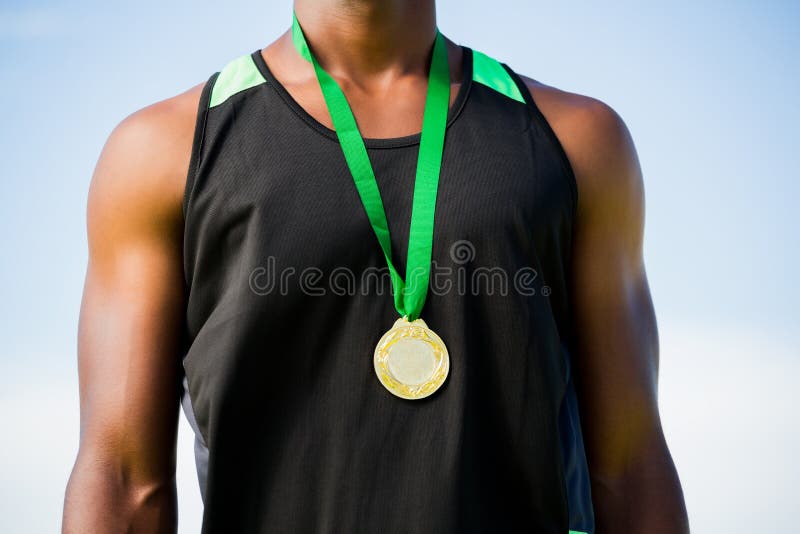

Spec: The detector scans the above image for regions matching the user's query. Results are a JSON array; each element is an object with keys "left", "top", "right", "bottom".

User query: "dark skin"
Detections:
[{"left": 62, "top": 0, "right": 689, "bottom": 532}]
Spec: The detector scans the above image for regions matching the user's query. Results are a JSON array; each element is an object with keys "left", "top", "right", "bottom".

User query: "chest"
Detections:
[{"left": 195, "top": 125, "right": 564, "bottom": 271}]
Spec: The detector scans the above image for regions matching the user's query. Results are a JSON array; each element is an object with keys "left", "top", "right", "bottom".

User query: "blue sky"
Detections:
[{"left": 1, "top": 1, "right": 798, "bottom": 532}]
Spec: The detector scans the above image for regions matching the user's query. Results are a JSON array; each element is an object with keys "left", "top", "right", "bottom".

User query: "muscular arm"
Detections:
[
  {"left": 524, "top": 78, "right": 689, "bottom": 532},
  {"left": 62, "top": 84, "right": 202, "bottom": 533}
]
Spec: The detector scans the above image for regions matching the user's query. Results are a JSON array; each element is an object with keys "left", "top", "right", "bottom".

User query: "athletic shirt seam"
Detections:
[
  {"left": 501, "top": 64, "right": 580, "bottom": 224},
  {"left": 502, "top": 63, "right": 580, "bottom": 353},
  {"left": 183, "top": 72, "right": 217, "bottom": 221},
  {"left": 182, "top": 72, "right": 217, "bottom": 294},
  {"left": 502, "top": 64, "right": 592, "bottom": 533}
]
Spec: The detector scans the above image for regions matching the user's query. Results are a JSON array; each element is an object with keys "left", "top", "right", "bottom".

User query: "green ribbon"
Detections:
[{"left": 291, "top": 12, "right": 450, "bottom": 321}]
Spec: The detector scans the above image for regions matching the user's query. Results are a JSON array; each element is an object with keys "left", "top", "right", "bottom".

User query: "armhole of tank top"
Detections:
[
  {"left": 501, "top": 64, "right": 579, "bottom": 221},
  {"left": 182, "top": 71, "right": 219, "bottom": 220}
]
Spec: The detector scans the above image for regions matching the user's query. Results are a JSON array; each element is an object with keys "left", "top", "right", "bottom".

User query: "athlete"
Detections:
[{"left": 62, "top": 1, "right": 688, "bottom": 532}]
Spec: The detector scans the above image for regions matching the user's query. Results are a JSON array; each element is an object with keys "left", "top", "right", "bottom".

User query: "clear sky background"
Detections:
[{"left": 1, "top": 1, "right": 798, "bottom": 532}]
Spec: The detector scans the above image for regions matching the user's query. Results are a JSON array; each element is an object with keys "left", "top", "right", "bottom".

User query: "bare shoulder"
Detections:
[
  {"left": 517, "top": 74, "right": 642, "bottom": 208},
  {"left": 88, "top": 82, "right": 205, "bottom": 249}
]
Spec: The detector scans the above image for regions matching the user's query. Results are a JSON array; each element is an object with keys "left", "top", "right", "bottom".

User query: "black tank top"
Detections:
[{"left": 180, "top": 44, "right": 595, "bottom": 534}]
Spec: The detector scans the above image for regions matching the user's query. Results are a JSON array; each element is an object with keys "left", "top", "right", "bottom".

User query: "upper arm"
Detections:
[
  {"left": 521, "top": 76, "right": 688, "bottom": 531},
  {"left": 523, "top": 78, "right": 660, "bottom": 475},
  {"left": 566, "top": 100, "right": 660, "bottom": 478},
  {"left": 74, "top": 84, "right": 202, "bottom": 490}
]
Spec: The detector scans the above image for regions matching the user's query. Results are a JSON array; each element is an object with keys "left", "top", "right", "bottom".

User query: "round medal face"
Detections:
[{"left": 374, "top": 317, "right": 449, "bottom": 400}]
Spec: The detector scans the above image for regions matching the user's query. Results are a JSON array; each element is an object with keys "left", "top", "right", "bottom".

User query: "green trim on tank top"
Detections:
[
  {"left": 209, "top": 54, "right": 266, "bottom": 108},
  {"left": 470, "top": 49, "right": 525, "bottom": 103},
  {"left": 208, "top": 47, "right": 524, "bottom": 108}
]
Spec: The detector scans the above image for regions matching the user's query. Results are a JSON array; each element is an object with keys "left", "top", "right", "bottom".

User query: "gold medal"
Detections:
[{"left": 373, "top": 317, "right": 449, "bottom": 400}]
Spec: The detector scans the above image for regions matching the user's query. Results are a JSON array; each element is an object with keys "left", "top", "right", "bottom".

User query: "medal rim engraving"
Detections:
[{"left": 373, "top": 317, "right": 449, "bottom": 400}]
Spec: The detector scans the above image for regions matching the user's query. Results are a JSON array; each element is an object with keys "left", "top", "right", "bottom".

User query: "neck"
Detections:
[{"left": 292, "top": 0, "right": 437, "bottom": 80}]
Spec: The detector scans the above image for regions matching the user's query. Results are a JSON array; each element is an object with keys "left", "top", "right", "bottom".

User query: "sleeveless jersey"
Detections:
[{"left": 180, "top": 44, "right": 595, "bottom": 534}]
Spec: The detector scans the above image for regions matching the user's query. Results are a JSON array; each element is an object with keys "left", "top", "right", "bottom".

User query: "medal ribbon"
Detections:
[{"left": 291, "top": 12, "right": 450, "bottom": 321}]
